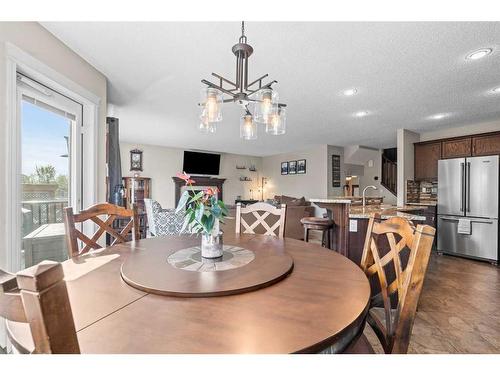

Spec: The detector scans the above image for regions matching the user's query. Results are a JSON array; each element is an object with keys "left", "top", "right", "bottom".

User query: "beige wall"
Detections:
[
  {"left": 261, "top": 145, "right": 329, "bottom": 201},
  {"left": 122, "top": 142, "right": 350, "bottom": 212},
  {"left": 419, "top": 119, "right": 500, "bottom": 142},
  {"left": 397, "top": 129, "right": 420, "bottom": 206},
  {"left": 120, "top": 143, "right": 262, "bottom": 208}
]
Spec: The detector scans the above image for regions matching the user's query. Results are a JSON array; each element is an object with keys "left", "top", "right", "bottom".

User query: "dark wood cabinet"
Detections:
[
  {"left": 412, "top": 206, "right": 437, "bottom": 228},
  {"left": 441, "top": 138, "right": 472, "bottom": 159},
  {"left": 120, "top": 177, "right": 151, "bottom": 240},
  {"left": 123, "top": 177, "right": 151, "bottom": 213},
  {"left": 472, "top": 133, "right": 500, "bottom": 156},
  {"left": 414, "top": 142, "right": 441, "bottom": 181}
]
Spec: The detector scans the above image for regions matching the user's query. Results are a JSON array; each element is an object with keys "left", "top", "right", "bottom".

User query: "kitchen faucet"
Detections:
[{"left": 362, "top": 185, "right": 378, "bottom": 207}]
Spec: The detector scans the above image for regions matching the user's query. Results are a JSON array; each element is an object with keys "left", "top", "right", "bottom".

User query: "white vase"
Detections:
[{"left": 201, "top": 232, "right": 224, "bottom": 259}]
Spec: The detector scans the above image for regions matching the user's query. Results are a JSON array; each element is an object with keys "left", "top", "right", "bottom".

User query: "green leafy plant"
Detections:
[{"left": 175, "top": 172, "right": 229, "bottom": 235}]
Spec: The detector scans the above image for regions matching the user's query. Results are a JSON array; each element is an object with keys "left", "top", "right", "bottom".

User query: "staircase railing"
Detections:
[{"left": 381, "top": 154, "right": 397, "bottom": 196}]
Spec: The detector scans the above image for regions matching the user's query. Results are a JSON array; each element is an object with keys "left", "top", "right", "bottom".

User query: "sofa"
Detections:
[{"left": 222, "top": 195, "right": 315, "bottom": 240}]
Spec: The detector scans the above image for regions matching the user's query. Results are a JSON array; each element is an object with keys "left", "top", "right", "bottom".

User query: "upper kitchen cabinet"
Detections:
[
  {"left": 441, "top": 138, "right": 472, "bottom": 159},
  {"left": 472, "top": 133, "right": 500, "bottom": 156},
  {"left": 414, "top": 142, "right": 441, "bottom": 181},
  {"left": 414, "top": 131, "right": 500, "bottom": 181}
]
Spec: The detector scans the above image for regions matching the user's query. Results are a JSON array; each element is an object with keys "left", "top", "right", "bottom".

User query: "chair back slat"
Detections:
[
  {"left": 0, "top": 261, "right": 80, "bottom": 354},
  {"left": 360, "top": 213, "right": 435, "bottom": 354},
  {"left": 235, "top": 203, "right": 286, "bottom": 238},
  {"left": 64, "top": 203, "right": 139, "bottom": 257}
]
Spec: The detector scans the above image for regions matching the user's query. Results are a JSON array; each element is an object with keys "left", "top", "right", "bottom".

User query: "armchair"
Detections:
[{"left": 144, "top": 199, "right": 187, "bottom": 237}]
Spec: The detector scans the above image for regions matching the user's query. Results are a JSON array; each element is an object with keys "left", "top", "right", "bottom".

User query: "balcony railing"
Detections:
[{"left": 22, "top": 199, "right": 68, "bottom": 237}]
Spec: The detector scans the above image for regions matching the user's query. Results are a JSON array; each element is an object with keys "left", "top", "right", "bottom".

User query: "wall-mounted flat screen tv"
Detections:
[{"left": 182, "top": 151, "right": 221, "bottom": 176}]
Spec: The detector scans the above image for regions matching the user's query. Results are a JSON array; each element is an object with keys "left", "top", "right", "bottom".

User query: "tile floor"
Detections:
[
  {"left": 364, "top": 253, "right": 500, "bottom": 353},
  {"left": 307, "top": 231, "right": 500, "bottom": 353}
]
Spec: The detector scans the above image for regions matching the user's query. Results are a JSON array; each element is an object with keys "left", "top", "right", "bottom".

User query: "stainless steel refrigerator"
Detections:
[{"left": 437, "top": 155, "right": 499, "bottom": 264}]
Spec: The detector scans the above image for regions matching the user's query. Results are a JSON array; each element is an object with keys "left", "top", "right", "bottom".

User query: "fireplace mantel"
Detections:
[{"left": 172, "top": 176, "right": 226, "bottom": 204}]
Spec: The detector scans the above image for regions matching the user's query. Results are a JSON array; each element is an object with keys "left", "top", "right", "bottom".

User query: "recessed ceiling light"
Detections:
[
  {"left": 466, "top": 48, "right": 493, "bottom": 60},
  {"left": 354, "top": 111, "right": 369, "bottom": 118},
  {"left": 342, "top": 88, "right": 358, "bottom": 96},
  {"left": 428, "top": 113, "right": 450, "bottom": 120},
  {"left": 492, "top": 87, "right": 500, "bottom": 93}
]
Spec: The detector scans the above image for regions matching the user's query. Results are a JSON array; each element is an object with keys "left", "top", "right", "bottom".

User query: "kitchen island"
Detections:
[{"left": 309, "top": 198, "right": 426, "bottom": 265}]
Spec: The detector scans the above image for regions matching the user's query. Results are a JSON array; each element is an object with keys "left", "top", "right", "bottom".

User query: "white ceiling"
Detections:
[{"left": 41, "top": 22, "right": 500, "bottom": 156}]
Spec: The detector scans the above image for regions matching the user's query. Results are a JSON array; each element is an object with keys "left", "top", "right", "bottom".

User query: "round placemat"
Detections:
[
  {"left": 167, "top": 245, "right": 255, "bottom": 272},
  {"left": 120, "top": 236, "right": 294, "bottom": 297}
]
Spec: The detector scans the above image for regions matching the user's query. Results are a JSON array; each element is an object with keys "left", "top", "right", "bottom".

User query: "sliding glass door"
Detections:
[{"left": 17, "top": 74, "right": 83, "bottom": 270}]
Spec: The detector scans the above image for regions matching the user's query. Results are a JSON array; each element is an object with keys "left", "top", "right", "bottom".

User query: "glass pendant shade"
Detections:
[
  {"left": 240, "top": 114, "right": 257, "bottom": 140},
  {"left": 199, "top": 118, "right": 216, "bottom": 134},
  {"left": 253, "top": 88, "right": 278, "bottom": 124},
  {"left": 266, "top": 106, "right": 286, "bottom": 135},
  {"left": 200, "top": 88, "right": 223, "bottom": 123},
  {"left": 199, "top": 109, "right": 216, "bottom": 134}
]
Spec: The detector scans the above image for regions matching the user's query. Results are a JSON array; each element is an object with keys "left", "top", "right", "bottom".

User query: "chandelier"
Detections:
[{"left": 199, "top": 22, "right": 287, "bottom": 140}]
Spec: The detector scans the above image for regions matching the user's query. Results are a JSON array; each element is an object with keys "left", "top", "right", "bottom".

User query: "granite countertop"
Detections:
[
  {"left": 406, "top": 202, "right": 437, "bottom": 207},
  {"left": 309, "top": 196, "right": 384, "bottom": 205},
  {"left": 309, "top": 198, "right": 353, "bottom": 204},
  {"left": 308, "top": 198, "right": 427, "bottom": 220},
  {"left": 349, "top": 205, "right": 426, "bottom": 221}
]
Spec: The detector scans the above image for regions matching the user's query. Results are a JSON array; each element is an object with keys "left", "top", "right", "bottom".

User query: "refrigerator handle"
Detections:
[
  {"left": 466, "top": 162, "right": 471, "bottom": 212},
  {"left": 460, "top": 162, "right": 465, "bottom": 213}
]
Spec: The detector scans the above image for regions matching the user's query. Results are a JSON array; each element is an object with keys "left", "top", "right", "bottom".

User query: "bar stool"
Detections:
[{"left": 300, "top": 217, "right": 334, "bottom": 249}]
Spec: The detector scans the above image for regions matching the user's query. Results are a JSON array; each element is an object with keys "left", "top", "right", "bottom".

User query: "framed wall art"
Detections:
[
  {"left": 281, "top": 161, "right": 289, "bottom": 175},
  {"left": 332, "top": 154, "right": 341, "bottom": 187},
  {"left": 297, "top": 159, "right": 306, "bottom": 174}
]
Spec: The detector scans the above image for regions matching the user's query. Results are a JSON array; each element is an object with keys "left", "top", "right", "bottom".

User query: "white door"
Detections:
[{"left": 16, "top": 74, "right": 83, "bottom": 271}]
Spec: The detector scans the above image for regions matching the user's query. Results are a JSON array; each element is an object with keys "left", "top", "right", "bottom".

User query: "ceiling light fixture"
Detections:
[
  {"left": 492, "top": 87, "right": 500, "bottom": 94},
  {"left": 466, "top": 48, "right": 493, "bottom": 60},
  {"left": 199, "top": 22, "right": 287, "bottom": 140},
  {"left": 343, "top": 88, "right": 358, "bottom": 96},
  {"left": 429, "top": 113, "right": 450, "bottom": 120},
  {"left": 354, "top": 111, "right": 369, "bottom": 118}
]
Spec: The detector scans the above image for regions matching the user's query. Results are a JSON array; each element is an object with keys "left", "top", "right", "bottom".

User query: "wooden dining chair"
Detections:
[
  {"left": 346, "top": 213, "right": 435, "bottom": 354},
  {"left": 64, "top": 203, "right": 139, "bottom": 258},
  {"left": 235, "top": 202, "right": 287, "bottom": 238},
  {"left": 0, "top": 260, "right": 80, "bottom": 354}
]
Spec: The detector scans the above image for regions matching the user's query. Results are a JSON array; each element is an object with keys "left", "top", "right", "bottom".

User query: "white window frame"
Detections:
[
  {"left": 4, "top": 42, "right": 101, "bottom": 273},
  {"left": 18, "top": 75, "right": 83, "bottom": 212}
]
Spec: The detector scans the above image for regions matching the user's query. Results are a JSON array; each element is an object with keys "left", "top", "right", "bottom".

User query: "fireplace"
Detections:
[{"left": 172, "top": 176, "right": 226, "bottom": 205}]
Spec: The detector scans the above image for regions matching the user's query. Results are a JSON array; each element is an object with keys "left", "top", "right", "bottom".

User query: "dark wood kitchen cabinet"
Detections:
[
  {"left": 441, "top": 138, "right": 472, "bottom": 159},
  {"left": 472, "top": 133, "right": 500, "bottom": 156},
  {"left": 414, "top": 142, "right": 441, "bottom": 181}
]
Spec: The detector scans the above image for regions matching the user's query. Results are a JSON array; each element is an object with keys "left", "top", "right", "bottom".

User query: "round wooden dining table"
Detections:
[{"left": 10, "top": 233, "right": 370, "bottom": 354}]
